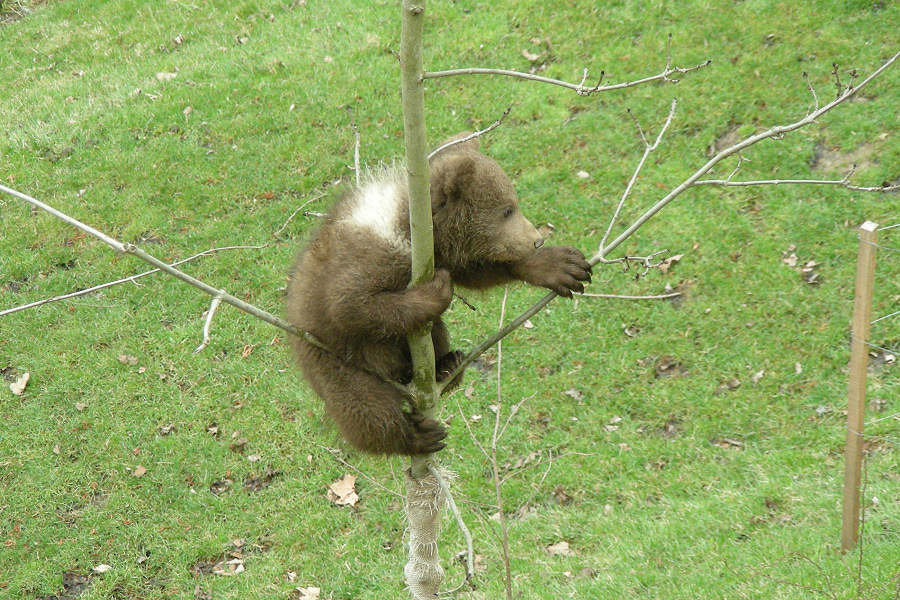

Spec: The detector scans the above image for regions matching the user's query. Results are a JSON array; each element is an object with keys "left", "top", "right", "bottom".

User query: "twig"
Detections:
[
  {"left": 491, "top": 286, "right": 513, "bottom": 600},
  {"left": 424, "top": 54, "right": 711, "bottom": 96},
  {"left": 427, "top": 107, "right": 512, "bottom": 161},
  {"left": 599, "top": 99, "right": 678, "bottom": 254},
  {"left": 694, "top": 178, "right": 898, "bottom": 192},
  {"left": 317, "top": 444, "right": 404, "bottom": 498},
  {"left": 578, "top": 291, "right": 681, "bottom": 300},
  {"left": 496, "top": 393, "right": 534, "bottom": 443},
  {"left": 352, "top": 119, "right": 361, "bottom": 187},
  {"left": 454, "top": 395, "right": 489, "bottom": 461},
  {"left": 428, "top": 464, "right": 475, "bottom": 592},
  {"left": 272, "top": 190, "right": 327, "bottom": 237},
  {"left": 871, "top": 309, "right": 900, "bottom": 324},
  {"left": 0, "top": 244, "right": 267, "bottom": 318},
  {"left": 436, "top": 50, "right": 899, "bottom": 393},
  {"left": 802, "top": 71, "right": 820, "bottom": 113},
  {"left": 0, "top": 183, "right": 313, "bottom": 342},
  {"left": 193, "top": 294, "right": 223, "bottom": 354}
]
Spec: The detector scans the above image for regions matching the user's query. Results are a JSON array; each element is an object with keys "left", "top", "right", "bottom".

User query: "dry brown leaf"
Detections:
[
  {"left": 521, "top": 49, "right": 540, "bottom": 62},
  {"left": 295, "top": 587, "right": 320, "bottom": 600},
  {"left": 117, "top": 354, "right": 138, "bottom": 366},
  {"left": 328, "top": 474, "right": 359, "bottom": 507},
  {"left": 133, "top": 465, "right": 147, "bottom": 478},
  {"left": 10, "top": 372, "right": 30, "bottom": 395},
  {"left": 546, "top": 540, "right": 575, "bottom": 556},
  {"left": 75, "top": 402, "right": 87, "bottom": 411},
  {"left": 658, "top": 254, "right": 684, "bottom": 274},
  {"left": 92, "top": 564, "right": 112, "bottom": 574}
]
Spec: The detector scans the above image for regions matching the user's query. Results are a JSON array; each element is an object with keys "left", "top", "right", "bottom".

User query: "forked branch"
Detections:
[
  {"left": 437, "top": 49, "right": 900, "bottom": 393},
  {"left": 425, "top": 34, "right": 711, "bottom": 95}
]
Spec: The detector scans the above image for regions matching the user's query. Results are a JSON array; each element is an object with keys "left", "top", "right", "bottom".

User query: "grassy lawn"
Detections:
[{"left": 1, "top": 1, "right": 898, "bottom": 598}]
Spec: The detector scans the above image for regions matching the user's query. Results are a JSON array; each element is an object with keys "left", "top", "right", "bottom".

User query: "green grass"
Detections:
[{"left": 1, "top": 1, "right": 898, "bottom": 598}]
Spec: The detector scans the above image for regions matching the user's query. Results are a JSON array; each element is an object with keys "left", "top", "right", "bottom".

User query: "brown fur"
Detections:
[{"left": 286, "top": 135, "right": 591, "bottom": 455}]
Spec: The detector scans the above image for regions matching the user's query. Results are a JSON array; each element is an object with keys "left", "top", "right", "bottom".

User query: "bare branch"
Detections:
[
  {"left": 423, "top": 49, "right": 711, "bottom": 95},
  {"left": 193, "top": 294, "right": 224, "bottom": 354},
  {"left": 802, "top": 71, "right": 820, "bottom": 113},
  {"left": 427, "top": 107, "right": 512, "bottom": 160},
  {"left": 491, "top": 286, "right": 514, "bottom": 600},
  {"left": 0, "top": 244, "right": 266, "bottom": 318},
  {"left": 438, "top": 50, "right": 899, "bottom": 391},
  {"left": 0, "top": 184, "right": 319, "bottom": 345},
  {"left": 579, "top": 291, "right": 681, "bottom": 300},
  {"left": 427, "top": 464, "right": 475, "bottom": 591},
  {"left": 599, "top": 99, "right": 677, "bottom": 253},
  {"left": 351, "top": 119, "right": 361, "bottom": 187},
  {"left": 693, "top": 177, "right": 898, "bottom": 193},
  {"left": 592, "top": 48, "right": 900, "bottom": 265},
  {"left": 272, "top": 190, "right": 327, "bottom": 237}
]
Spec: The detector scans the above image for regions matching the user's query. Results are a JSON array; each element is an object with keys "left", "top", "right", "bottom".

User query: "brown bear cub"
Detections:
[{"left": 286, "top": 135, "right": 591, "bottom": 455}]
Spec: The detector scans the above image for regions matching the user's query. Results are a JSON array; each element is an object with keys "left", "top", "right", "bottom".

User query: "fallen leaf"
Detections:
[
  {"left": 751, "top": 369, "right": 765, "bottom": 383},
  {"left": 469, "top": 414, "right": 482, "bottom": 423},
  {"left": 713, "top": 438, "right": 743, "bottom": 449},
  {"left": 133, "top": 465, "right": 147, "bottom": 478},
  {"left": 117, "top": 354, "right": 138, "bottom": 366},
  {"left": 658, "top": 254, "right": 684, "bottom": 274},
  {"left": 523, "top": 319, "right": 535, "bottom": 329},
  {"left": 247, "top": 454, "right": 261, "bottom": 463},
  {"left": 75, "top": 402, "right": 87, "bottom": 411},
  {"left": 564, "top": 388, "right": 584, "bottom": 401},
  {"left": 241, "top": 345, "right": 254, "bottom": 359},
  {"left": 155, "top": 71, "right": 177, "bottom": 81},
  {"left": 521, "top": 49, "right": 540, "bottom": 62},
  {"left": 92, "top": 564, "right": 112, "bottom": 574},
  {"left": 575, "top": 170, "right": 590, "bottom": 179},
  {"left": 295, "top": 587, "right": 320, "bottom": 600},
  {"left": 159, "top": 424, "right": 175, "bottom": 435},
  {"left": 229, "top": 437, "right": 248, "bottom": 453},
  {"left": 546, "top": 540, "right": 575, "bottom": 556},
  {"left": 213, "top": 558, "right": 244, "bottom": 576},
  {"left": 782, "top": 252, "right": 798, "bottom": 267},
  {"left": 10, "top": 372, "right": 30, "bottom": 395},
  {"left": 328, "top": 474, "right": 359, "bottom": 507},
  {"left": 794, "top": 362, "right": 803, "bottom": 374}
]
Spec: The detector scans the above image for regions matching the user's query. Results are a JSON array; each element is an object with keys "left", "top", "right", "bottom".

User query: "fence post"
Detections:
[{"left": 841, "top": 220, "right": 878, "bottom": 552}]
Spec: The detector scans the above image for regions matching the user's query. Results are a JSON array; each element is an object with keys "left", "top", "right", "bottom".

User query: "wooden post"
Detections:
[{"left": 841, "top": 220, "right": 878, "bottom": 552}]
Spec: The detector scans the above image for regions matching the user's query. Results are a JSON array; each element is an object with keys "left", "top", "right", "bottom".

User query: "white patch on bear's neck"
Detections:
[{"left": 343, "top": 179, "right": 410, "bottom": 252}]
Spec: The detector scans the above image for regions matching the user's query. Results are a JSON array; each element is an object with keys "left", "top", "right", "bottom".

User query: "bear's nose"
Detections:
[{"left": 534, "top": 238, "right": 544, "bottom": 249}]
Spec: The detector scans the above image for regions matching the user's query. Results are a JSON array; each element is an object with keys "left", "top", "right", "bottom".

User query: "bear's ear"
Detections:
[
  {"left": 430, "top": 131, "right": 479, "bottom": 158},
  {"left": 430, "top": 153, "right": 477, "bottom": 212}
]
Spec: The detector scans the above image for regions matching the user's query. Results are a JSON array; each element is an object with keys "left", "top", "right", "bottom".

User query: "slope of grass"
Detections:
[{"left": 1, "top": 1, "right": 898, "bottom": 598}]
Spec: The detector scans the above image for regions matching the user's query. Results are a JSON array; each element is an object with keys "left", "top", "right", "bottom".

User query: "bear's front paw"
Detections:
[
  {"left": 517, "top": 246, "right": 592, "bottom": 297},
  {"left": 436, "top": 350, "right": 466, "bottom": 393},
  {"left": 404, "top": 412, "right": 448, "bottom": 455},
  {"left": 416, "top": 268, "right": 454, "bottom": 316}
]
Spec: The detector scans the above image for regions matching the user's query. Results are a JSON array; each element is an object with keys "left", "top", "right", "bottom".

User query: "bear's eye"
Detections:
[{"left": 502, "top": 206, "right": 515, "bottom": 218}]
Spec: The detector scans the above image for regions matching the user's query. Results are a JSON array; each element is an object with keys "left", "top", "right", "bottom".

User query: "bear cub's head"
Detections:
[{"left": 429, "top": 135, "right": 543, "bottom": 271}]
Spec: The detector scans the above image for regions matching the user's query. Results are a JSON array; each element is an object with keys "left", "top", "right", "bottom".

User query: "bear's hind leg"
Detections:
[{"left": 310, "top": 354, "right": 447, "bottom": 455}]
